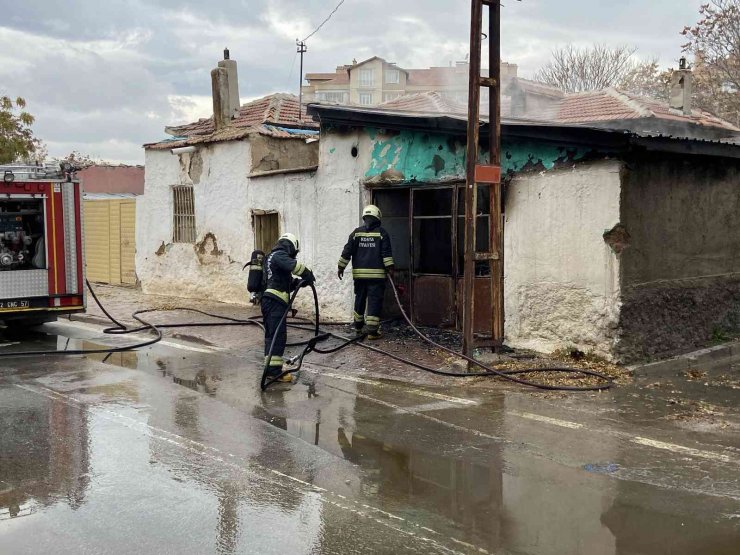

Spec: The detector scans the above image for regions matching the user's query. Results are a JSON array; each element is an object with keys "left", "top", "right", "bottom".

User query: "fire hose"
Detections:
[
  {"left": 259, "top": 277, "right": 613, "bottom": 391},
  {"left": 1, "top": 278, "right": 613, "bottom": 392}
]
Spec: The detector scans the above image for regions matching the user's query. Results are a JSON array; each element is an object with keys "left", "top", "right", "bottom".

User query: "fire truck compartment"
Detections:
[{"left": 0, "top": 198, "right": 46, "bottom": 272}]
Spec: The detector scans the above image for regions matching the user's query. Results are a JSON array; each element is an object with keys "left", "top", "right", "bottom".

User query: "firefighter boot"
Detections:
[
  {"left": 269, "top": 368, "right": 293, "bottom": 384},
  {"left": 265, "top": 357, "right": 293, "bottom": 383},
  {"left": 363, "top": 325, "right": 383, "bottom": 340}
]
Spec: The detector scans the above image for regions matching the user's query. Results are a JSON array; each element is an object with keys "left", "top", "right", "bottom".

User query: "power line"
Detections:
[{"left": 302, "top": 0, "right": 346, "bottom": 42}]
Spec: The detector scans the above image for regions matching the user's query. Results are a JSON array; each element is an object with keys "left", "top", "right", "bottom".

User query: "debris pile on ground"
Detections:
[{"left": 380, "top": 321, "right": 633, "bottom": 390}]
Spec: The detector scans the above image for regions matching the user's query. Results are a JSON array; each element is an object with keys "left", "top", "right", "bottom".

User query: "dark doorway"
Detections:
[{"left": 373, "top": 184, "right": 493, "bottom": 331}]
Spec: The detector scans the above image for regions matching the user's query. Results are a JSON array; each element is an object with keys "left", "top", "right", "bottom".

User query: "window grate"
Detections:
[{"left": 172, "top": 185, "right": 196, "bottom": 243}]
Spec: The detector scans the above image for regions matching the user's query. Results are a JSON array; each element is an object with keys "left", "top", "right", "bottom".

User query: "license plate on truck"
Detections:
[{"left": 0, "top": 299, "right": 31, "bottom": 310}]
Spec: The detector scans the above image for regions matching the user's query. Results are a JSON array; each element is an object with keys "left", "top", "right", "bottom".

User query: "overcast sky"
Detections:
[{"left": 0, "top": 0, "right": 706, "bottom": 164}]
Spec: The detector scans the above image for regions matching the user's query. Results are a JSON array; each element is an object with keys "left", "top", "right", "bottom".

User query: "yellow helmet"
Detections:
[
  {"left": 362, "top": 205, "right": 382, "bottom": 220},
  {"left": 279, "top": 232, "right": 300, "bottom": 253}
]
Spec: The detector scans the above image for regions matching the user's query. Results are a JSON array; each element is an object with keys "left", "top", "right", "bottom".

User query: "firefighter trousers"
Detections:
[
  {"left": 353, "top": 279, "right": 385, "bottom": 331},
  {"left": 261, "top": 296, "right": 287, "bottom": 374}
]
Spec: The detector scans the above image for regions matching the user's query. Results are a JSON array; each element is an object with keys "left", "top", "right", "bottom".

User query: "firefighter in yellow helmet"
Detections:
[
  {"left": 262, "top": 233, "right": 314, "bottom": 382},
  {"left": 337, "top": 205, "right": 394, "bottom": 339}
]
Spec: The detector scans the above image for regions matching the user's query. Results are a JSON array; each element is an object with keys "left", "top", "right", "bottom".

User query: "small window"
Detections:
[
  {"left": 385, "top": 69, "right": 400, "bottom": 84},
  {"left": 172, "top": 185, "right": 196, "bottom": 243},
  {"left": 382, "top": 91, "right": 402, "bottom": 102},
  {"left": 359, "top": 69, "right": 374, "bottom": 87},
  {"left": 359, "top": 92, "right": 373, "bottom": 106},
  {"left": 316, "top": 91, "right": 348, "bottom": 103},
  {"left": 253, "top": 212, "right": 280, "bottom": 254}
]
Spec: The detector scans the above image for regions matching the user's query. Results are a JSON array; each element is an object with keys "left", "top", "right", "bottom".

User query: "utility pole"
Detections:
[
  {"left": 462, "top": 0, "right": 503, "bottom": 357},
  {"left": 296, "top": 40, "right": 307, "bottom": 121}
]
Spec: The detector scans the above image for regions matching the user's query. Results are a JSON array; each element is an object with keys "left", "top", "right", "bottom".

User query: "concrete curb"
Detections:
[
  {"left": 630, "top": 340, "right": 740, "bottom": 376},
  {"left": 68, "top": 313, "right": 120, "bottom": 328}
]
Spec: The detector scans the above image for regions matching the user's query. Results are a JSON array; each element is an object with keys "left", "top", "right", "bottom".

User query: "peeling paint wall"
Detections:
[
  {"left": 137, "top": 142, "right": 253, "bottom": 303},
  {"left": 138, "top": 133, "right": 357, "bottom": 318},
  {"left": 273, "top": 128, "right": 372, "bottom": 319},
  {"left": 322, "top": 127, "right": 624, "bottom": 356},
  {"left": 504, "top": 160, "right": 623, "bottom": 358},
  {"left": 361, "top": 126, "right": 600, "bottom": 185},
  {"left": 250, "top": 135, "right": 319, "bottom": 174}
]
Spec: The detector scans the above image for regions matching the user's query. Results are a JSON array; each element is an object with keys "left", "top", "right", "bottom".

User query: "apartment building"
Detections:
[{"left": 303, "top": 56, "right": 518, "bottom": 106}]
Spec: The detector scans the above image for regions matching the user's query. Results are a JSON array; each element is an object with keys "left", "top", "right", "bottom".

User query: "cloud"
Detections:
[{"left": 0, "top": 0, "right": 707, "bottom": 163}]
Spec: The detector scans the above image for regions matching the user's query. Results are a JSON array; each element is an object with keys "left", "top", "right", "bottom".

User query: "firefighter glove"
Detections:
[
  {"left": 337, "top": 267, "right": 344, "bottom": 280},
  {"left": 300, "top": 268, "right": 315, "bottom": 285}
]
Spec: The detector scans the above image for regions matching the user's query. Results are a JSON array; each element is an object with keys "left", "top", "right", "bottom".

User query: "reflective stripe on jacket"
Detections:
[
  {"left": 338, "top": 219, "right": 394, "bottom": 280},
  {"left": 263, "top": 245, "right": 308, "bottom": 304}
]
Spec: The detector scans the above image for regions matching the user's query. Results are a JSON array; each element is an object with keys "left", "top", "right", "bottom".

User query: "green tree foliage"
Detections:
[{"left": 0, "top": 96, "right": 39, "bottom": 164}]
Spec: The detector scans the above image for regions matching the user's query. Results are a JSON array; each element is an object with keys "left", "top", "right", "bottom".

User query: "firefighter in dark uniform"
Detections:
[
  {"left": 262, "top": 233, "right": 314, "bottom": 382},
  {"left": 337, "top": 205, "right": 394, "bottom": 339}
]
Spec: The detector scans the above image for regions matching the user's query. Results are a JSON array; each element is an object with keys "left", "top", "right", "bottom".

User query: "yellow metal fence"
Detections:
[{"left": 83, "top": 199, "right": 137, "bottom": 285}]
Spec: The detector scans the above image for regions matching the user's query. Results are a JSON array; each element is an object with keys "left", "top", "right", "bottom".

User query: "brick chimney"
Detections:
[
  {"left": 669, "top": 57, "right": 693, "bottom": 116},
  {"left": 211, "top": 48, "right": 241, "bottom": 129}
]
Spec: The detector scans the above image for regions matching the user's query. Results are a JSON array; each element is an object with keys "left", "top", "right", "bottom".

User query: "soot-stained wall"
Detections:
[
  {"left": 617, "top": 155, "right": 740, "bottom": 361},
  {"left": 360, "top": 127, "right": 604, "bottom": 185}
]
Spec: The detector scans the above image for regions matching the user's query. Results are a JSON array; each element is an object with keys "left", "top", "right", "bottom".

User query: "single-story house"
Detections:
[
  {"left": 138, "top": 53, "right": 320, "bottom": 304},
  {"left": 138, "top": 53, "right": 740, "bottom": 363}
]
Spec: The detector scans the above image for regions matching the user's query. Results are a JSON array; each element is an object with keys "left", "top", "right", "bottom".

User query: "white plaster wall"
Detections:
[
  {"left": 504, "top": 160, "right": 622, "bottom": 358},
  {"left": 248, "top": 128, "right": 373, "bottom": 320},
  {"left": 137, "top": 142, "right": 253, "bottom": 304},
  {"left": 137, "top": 130, "right": 370, "bottom": 319}
]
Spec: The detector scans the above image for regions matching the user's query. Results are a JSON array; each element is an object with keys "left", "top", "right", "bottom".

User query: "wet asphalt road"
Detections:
[{"left": 1, "top": 321, "right": 739, "bottom": 554}]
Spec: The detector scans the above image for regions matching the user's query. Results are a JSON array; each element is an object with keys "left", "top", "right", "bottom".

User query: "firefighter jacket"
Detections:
[
  {"left": 338, "top": 219, "right": 394, "bottom": 280},
  {"left": 263, "top": 245, "right": 313, "bottom": 305}
]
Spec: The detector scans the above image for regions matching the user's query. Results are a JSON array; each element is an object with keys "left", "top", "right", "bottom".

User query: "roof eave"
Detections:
[{"left": 308, "top": 104, "right": 740, "bottom": 159}]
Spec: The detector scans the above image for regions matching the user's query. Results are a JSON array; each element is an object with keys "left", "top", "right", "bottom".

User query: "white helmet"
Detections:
[
  {"left": 279, "top": 232, "right": 300, "bottom": 253},
  {"left": 362, "top": 205, "right": 382, "bottom": 220}
]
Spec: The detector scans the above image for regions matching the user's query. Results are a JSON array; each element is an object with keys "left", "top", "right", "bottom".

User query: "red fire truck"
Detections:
[{"left": 0, "top": 164, "right": 85, "bottom": 327}]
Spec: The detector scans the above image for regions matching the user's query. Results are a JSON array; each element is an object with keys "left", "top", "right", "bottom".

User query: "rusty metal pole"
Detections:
[
  {"left": 489, "top": 0, "right": 504, "bottom": 346},
  {"left": 463, "top": 0, "right": 483, "bottom": 357}
]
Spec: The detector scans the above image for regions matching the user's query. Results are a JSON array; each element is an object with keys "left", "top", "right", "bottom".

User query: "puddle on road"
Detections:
[{"left": 2, "top": 328, "right": 739, "bottom": 554}]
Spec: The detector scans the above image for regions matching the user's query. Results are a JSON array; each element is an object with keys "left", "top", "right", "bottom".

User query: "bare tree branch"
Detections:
[{"left": 534, "top": 44, "right": 643, "bottom": 93}]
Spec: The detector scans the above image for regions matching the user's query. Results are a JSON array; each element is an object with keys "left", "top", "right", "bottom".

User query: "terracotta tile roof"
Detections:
[
  {"left": 164, "top": 93, "right": 317, "bottom": 138},
  {"left": 147, "top": 93, "right": 318, "bottom": 149},
  {"left": 145, "top": 123, "right": 318, "bottom": 150},
  {"left": 555, "top": 89, "right": 640, "bottom": 123},
  {"left": 510, "top": 78, "right": 565, "bottom": 99},
  {"left": 377, "top": 91, "right": 518, "bottom": 119},
  {"left": 554, "top": 88, "right": 739, "bottom": 132},
  {"left": 379, "top": 91, "right": 467, "bottom": 113}
]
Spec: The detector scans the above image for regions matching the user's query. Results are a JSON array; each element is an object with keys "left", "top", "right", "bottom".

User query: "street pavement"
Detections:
[{"left": 0, "top": 311, "right": 739, "bottom": 554}]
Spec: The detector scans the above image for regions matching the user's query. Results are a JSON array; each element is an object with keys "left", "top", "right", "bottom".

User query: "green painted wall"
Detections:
[{"left": 363, "top": 127, "right": 603, "bottom": 183}]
